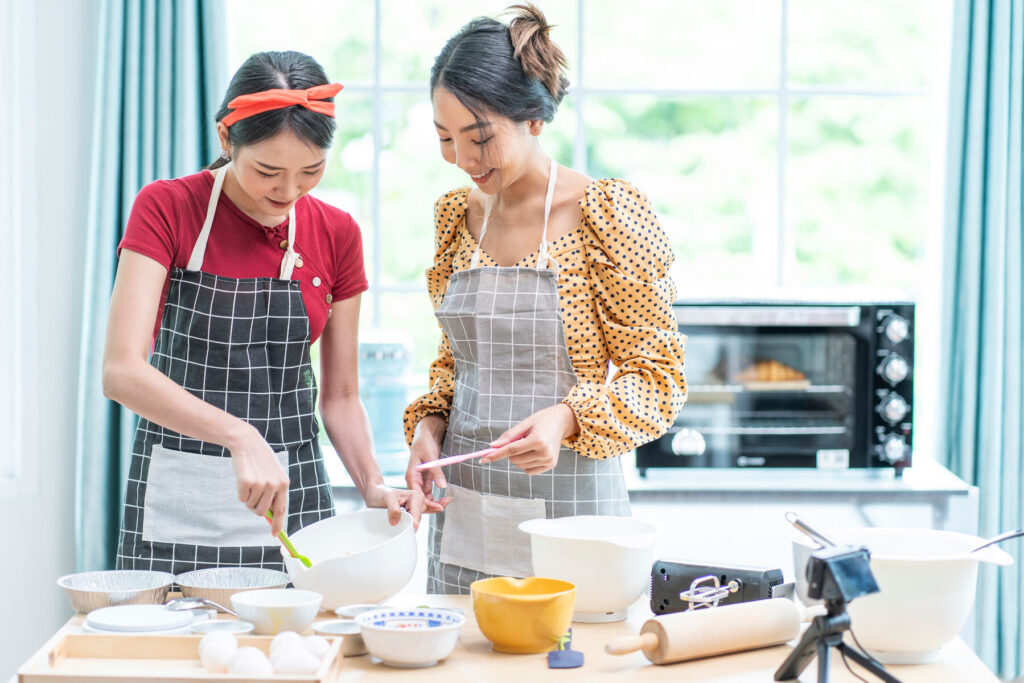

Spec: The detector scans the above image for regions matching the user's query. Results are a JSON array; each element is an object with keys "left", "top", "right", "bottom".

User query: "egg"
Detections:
[
  {"left": 227, "top": 646, "right": 273, "bottom": 675},
  {"left": 271, "top": 644, "right": 321, "bottom": 675},
  {"left": 270, "top": 630, "right": 304, "bottom": 655},
  {"left": 302, "top": 634, "right": 330, "bottom": 660},
  {"left": 199, "top": 631, "right": 237, "bottom": 673}
]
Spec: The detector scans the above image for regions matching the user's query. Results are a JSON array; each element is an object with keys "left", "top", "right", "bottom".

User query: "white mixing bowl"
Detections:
[
  {"left": 793, "top": 527, "right": 1012, "bottom": 664},
  {"left": 282, "top": 509, "right": 416, "bottom": 610},
  {"left": 519, "top": 515, "right": 657, "bottom": 622}
]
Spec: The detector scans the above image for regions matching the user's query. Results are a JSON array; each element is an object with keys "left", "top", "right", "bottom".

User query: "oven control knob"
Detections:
[
  {"left": 671, "top": 428, "right": 707, "bottom": 456},
  {"left": 880, "top": 393, "right": 909, "bottom": 424},
  {"left": 881, "top": 434, "right": 908, "bottom": 463},
  {"left": 883, "top": 315, "right": 910, "bottom": 344},
  {"left": 879, "top": 354, "right": 909, "bottom": 385}
]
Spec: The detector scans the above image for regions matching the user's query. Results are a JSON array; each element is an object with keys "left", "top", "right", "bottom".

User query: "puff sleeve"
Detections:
[
  {"left": 562, "top": 180, "right": 687, "bottom": 459},
  {"left": 402, "top": 188, "right": 470, "bottom": 444}
]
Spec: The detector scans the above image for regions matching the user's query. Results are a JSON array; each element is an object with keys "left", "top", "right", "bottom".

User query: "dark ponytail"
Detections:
[
  {"left": 430, "top": 3, "right": 569, "bottom": 123},
  {"left": 208, "top": 51, "right": 337, "bottom": 170}
]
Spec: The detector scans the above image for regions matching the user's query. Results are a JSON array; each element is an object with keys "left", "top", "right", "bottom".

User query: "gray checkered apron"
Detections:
[
  {"left": 427, "top": 159, "right": 631, "bottom": 593},
  {"left": 116, "top": 164, "right": 334, "bottom": 574}
]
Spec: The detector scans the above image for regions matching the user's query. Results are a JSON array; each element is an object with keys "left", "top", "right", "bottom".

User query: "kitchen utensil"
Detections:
[
  {"left": 265, "top": 511, "right": 312, "bottom": 568},
  {"left": 282, "top": 508, "right": 416, "bottom": 610},
  {"left": 785, "top": 511, "right": 839, "bottom": 548},
  {"left": 355, "top": 607, "right": 465, "bottom": 668},
  {"left": 164, "top": 596, "right": 238, "bottom": 617},
  {"left": 83, "top": 604, "right": 197, "bottom": 634},
  {"left": 174, "top": 566, "right": 291, "bottom": 606},
  {"left": 312, "top": 619, "right": 368, "bottom": 656},
  {"left": 229, "top": 588, "right": 323, "bottom": 635},
  {"left": 793, "top": 527, "right": 1013, "bottom": 664},
  {"left": 605, "top": 598, "right": 800, "bottom": 664},
  {"left": 970, "top": 527, "right": 1024, "bottom": 553},
  {"left": 470, "top": 576, "right": 576, "bottom": 654},
  {"left": 414, "top": 445, "right": 497, "bottom": 471},
  {"left": 56, "top": 570, "right": 176, "bottom": 613},
  {"left": 519, "top": 515, "right": 657, "bottom": 622}
]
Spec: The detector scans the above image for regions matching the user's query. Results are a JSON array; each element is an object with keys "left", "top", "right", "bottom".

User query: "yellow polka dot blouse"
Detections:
[{"left": 402, "top": 179, "right": 687, "bottom": 460}]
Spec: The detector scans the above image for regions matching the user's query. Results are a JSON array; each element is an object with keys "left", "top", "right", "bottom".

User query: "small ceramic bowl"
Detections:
[
  {"left": 355, "top": 607, "right": 465, "bottom": 667},
  {"left": 175, "top": 567, "right": 291, "bottom": 606},
  {"left": 471, "top": 576, "right": 576, "bottom": 653},
  {"left": 230, "top": 588, "right": 322, "bottom": 635},
  {"left": 313, "top": 619, "right": 367, "bottom": 656},
  {"left": 57, "top": 570, "right": 176, "bottom": 613}
]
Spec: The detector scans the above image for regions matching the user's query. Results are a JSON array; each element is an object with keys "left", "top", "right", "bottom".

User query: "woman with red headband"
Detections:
[{"left": 103, "top": 51, "right": 434, "bottom": 573}]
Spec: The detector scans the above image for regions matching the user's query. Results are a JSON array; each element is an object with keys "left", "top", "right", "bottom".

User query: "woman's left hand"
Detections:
[
  {"left": 480, "top": 403, "right": 579, "bottom": 475},
  {"left": 363, "top": 484, "right": 433, "bottom": 530}
]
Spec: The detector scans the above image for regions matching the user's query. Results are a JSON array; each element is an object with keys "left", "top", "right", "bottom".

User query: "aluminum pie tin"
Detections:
[{"left": 57, "top": 570, "right": 176, "bottom": 613}]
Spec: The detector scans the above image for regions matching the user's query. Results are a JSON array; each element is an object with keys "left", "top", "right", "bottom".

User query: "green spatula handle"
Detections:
[{"left": 265, "top": 511, "right": 312, "bottom": 568}]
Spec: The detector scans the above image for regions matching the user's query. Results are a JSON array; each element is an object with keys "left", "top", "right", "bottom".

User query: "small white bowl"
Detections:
[
  {"left": 313, "top": 619, "right": 367, "bottom": 656},
  {"left": 229, "top": 588, "right": 322, "bottom": 635},
  {"left": 355, "top": 607, "right": 465, "bottom": 668}
]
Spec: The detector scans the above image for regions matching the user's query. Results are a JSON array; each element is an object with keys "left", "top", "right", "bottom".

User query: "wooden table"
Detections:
[{"left": 20, "top": 594, "right": 997, "bottom": 682}]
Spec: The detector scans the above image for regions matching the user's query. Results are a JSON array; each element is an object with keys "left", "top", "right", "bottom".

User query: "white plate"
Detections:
[{"left": 84, "top": 604, "right": 194, "bottom": 633}]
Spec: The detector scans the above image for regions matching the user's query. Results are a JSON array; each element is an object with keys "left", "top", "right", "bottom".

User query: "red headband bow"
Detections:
[{"left": 221, "top": 82, "right": 344, "bottom": 127}]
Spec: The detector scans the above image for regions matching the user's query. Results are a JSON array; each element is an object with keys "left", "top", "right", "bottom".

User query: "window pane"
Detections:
[
  {"left": 788, "top": 0, "right": 950, "bottom": 88},
  {"left": 380, "top": 1, "right": 578, "bottom": 85},
  {"left": 585, "top": 96, "right": 778, "bottom": 291},
  {"left": 362, "top": 291, "right": 445, "bottom": 395},
  {"left": 225, "top": 0, "right": 374, "bottom": 83},
  {"left": 584, "top": 0, "right": 781, "bottom": 89},
  {"left": 787, "top": 97, "right": 932, "bottom": 292}
]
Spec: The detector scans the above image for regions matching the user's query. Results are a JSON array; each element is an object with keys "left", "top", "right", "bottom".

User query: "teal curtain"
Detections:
[
  {"left": 74, "top": 0, "right": 227, "bottom": 571},
  {"left": 940, "top": 0, "right": 1024, "bottom": 677}
]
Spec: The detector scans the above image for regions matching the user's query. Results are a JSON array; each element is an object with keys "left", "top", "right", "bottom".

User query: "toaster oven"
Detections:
[{"left": 637, "top": 300, "right": 914, "bottom": 474}]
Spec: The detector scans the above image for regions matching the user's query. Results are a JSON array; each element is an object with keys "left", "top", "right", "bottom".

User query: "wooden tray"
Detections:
[{"left": 18, "top": 633, "right": 344, "bottom": 683}]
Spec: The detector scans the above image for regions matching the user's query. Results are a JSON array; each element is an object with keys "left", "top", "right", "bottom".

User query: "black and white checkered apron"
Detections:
[
  {"left": 427, "top": 159, "right": 631, "bottom": 594},
  {"left": 116, "top": 164, "right": 334, "bottom": 574}
]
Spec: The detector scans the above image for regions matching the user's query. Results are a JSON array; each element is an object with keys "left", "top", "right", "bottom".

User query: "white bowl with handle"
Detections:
[
  {"left": 519, "top": 515, "right": 657, "bottom": 622},
  {"left": 281, "top": 509, "right": 416, "bottom": 610}
]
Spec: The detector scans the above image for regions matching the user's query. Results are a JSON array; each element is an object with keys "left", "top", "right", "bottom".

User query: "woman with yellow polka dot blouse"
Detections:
[{"left": 403, "top": 4, "right": 687, "bottom": 594}]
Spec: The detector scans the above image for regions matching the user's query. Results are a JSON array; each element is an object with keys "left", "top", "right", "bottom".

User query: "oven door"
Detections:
[{"left": 639, "top": 312, "right": 869, "bottom": 470}]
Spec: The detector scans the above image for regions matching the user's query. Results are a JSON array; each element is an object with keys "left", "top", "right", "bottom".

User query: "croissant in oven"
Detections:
[{"left": 733, "top": 359, "right": 807, "bottom": 383}]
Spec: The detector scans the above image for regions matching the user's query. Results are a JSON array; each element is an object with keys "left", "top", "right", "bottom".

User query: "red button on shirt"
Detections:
[{"left": 118, "top": 170, "right": 368, "bottom": 344}]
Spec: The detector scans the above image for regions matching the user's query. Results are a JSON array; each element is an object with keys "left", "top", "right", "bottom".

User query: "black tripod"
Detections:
[{"left": 774, "top": 598, "right": 901, "bottom": 683}]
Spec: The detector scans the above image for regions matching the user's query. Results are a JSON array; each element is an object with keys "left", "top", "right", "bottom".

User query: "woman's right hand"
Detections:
[
  {"left": 228, "top": 423, "right": 291, "bottom": 536},
  {"left": 406, "top": 415, "right": 451, "bottom": 509}
]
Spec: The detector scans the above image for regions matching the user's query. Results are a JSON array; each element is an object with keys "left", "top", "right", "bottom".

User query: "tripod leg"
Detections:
[
  {"left": 835, "top": 643, "right": 902, "bottom": 683},
  {"left": 817, "top": 637, "right": 832, "bottom": 683}
]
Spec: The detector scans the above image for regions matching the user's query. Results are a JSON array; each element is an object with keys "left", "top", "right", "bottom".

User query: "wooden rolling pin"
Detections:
[{"left": 605, "top": 599, "right": 801, "bottom": 664}]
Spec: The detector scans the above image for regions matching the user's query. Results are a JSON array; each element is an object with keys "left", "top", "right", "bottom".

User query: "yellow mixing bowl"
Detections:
[{"left": 470, "top": 577, "right": 576, "bottom": 654}]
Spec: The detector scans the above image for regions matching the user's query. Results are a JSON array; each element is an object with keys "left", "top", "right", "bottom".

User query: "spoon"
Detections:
[
  {"left": 165, "top": 596, "right": 238, "bottom": 617},
  {"left": 785, "top": 511, "right": 839, "bottom": 548},
  {"left": 265, "top": 510, "right": 312, "bottom": 568},
  {"left": 970, "top": 528, "right": 1024, "bottom": 553}
]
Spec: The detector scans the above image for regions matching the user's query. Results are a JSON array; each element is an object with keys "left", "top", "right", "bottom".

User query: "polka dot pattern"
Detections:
[{"left": 403, "top": 179, "right": 687, "bottom": 460}]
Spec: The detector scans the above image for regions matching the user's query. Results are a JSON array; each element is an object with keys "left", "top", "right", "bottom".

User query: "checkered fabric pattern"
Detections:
[
  {"left": 117, "top": 269, "right": 335, "bottom": 574},
  {"left": 427, "top": 266, "right": 631, "bottom": 594}
]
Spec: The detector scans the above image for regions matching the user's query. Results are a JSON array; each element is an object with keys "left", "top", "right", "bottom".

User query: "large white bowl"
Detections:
[
  {"left": 793, "top": 527, "right": 1012, "bottom": 664},
  {"left": 229, "top": 588, "right": 322, "bottom": 635},
  {"left": 519, "top": 515, "right": 657, "bottom": 622},
  {"left": 356, "top": 607, "right": 465, "bottom": 667},
  {"left": 281, "top": 509, "right": 416, "bottom": 610}
]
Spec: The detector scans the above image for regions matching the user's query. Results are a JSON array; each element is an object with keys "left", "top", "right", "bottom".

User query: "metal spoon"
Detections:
[
  {"left": 970, "top": 528, "right": 1024, "bottom": 553},
  {"left": 165, "top": 596, "right": 238, "bottom": 617},
  {"left": 785, "top": 511, "right": 839, "bottom": 548}
]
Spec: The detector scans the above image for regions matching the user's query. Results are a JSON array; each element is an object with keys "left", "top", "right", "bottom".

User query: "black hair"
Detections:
[
  {"left": 430, "top": 3, "right": 569, "bottom": 123},
  {"left": 208, "top": 51, "right": 336, "bottom": 169}
]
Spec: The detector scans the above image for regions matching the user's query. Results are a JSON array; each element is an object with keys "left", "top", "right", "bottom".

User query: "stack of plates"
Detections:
[{"left": 83, "top": 604, "right": 200, "bottom": 635}]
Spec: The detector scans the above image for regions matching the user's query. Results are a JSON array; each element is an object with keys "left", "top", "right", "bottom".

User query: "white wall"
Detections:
[{"left": 0, "top": 0, "right": 99, "bottom": 679}]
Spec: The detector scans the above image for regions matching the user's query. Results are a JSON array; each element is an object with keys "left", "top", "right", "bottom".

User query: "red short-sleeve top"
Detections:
[{"left": 118, "top": 170, "right": 368, "bottom": 343}]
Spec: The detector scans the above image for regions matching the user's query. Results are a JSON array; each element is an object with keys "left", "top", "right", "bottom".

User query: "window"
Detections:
[
  {"left": 0, "top": 0, "right": 31, "bottom": 495},
  {"left": 226, "top": 0, "right": 952, "bottom": 464}
]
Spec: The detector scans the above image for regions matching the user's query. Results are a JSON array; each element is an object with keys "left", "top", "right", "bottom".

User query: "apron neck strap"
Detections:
[
  {"left": 186, "top": 163, "right": 299, "bottom": 280},
  {"left": 469, "top": 157, "right": 559, "bottom": 271}
]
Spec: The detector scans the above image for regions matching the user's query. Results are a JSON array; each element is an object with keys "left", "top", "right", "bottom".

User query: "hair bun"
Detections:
[{"left": 506, "top": 3, "right": 569, "bottom": 103}]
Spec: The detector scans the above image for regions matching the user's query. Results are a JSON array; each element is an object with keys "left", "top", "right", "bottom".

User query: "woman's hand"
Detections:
[
  {"left": 227, "top": 423, "right": 291, "bottom": 536},
  {"left": 406, "top": 415, "right": 452, "bottom": 510},
  {"left": 481, "top": 403, "right": 580, "bottom": 475},
  {"left": 363, "top": 484, "right": 442, "bottom": 530}
]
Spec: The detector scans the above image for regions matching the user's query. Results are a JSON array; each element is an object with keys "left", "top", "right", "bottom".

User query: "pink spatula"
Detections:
[{"left": 414, "top": 445, "right": 498, "bottom": 471}]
